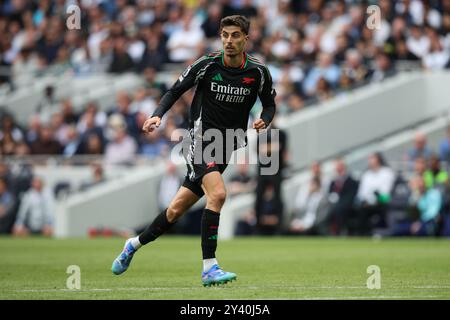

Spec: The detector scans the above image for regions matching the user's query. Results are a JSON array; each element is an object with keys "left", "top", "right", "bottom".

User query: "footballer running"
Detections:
[{"left": 111, "top": 15, "right": 276, "bottom": 287}]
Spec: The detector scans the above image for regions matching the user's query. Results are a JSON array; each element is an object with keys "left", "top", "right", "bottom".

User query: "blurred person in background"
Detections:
[
  {"left": 12, "top": 176, "right": 54, "bottom": 237},
  {"left": 79, "top": 163, "right": 106, "bottom": 192},
  {"left": 35, "top": 85, "right": 57, "bottom": 115},
  {"left": 166, "top": 11, "right": 205, "bottom": 63},
  {"left": 30, "top": 124, "right": 62, "bottom": 155},
  {"left": 109, "top": 91, "right": 140, "bottom": 141},
  {"left": 391, "top": 176, "right": 442, "bottom": 236},
  {"left": 368, "top": 52, "right": 396, "bottom": 83},
  {"left": 109, "top": 36, "right": 134, "bottom": 73},
  {"left": 438, "top": 124, "right": 450, "bottom": 164},
  {"left": 104, "top": 125, "right": 137, "bottom": 166},
  {"left": 288, "top": 177, "right": 328, "bottom": 235},
  {"left": 326, "top": 157, "right": 359, "bottom": 236},
  {"left": 422, "top": 30, "right": 450, "bottom": 71},
  {"left": 0, "top": 177, "right": 15, "bottom": 234},
  {"left": 406, "top": 132, "right": 433, "bottom": 166},
  {"left": 227, "top": 161, "right": 255, "bottom": 197},
  {"left": 355, "top": 152, "right": 395, "bottom": 235},
  {"left": 0, "top": 113, "right": 23, "bottom": 143},
  {"left": 254, "top": 181, "right": 283, "bottom": 235},
  {"left": 424, "top": 154, "right": 448, "bottom": 189},
  {"left": 302, "top": 52, "right": 341, "bottom": 97},
  {"left": 158, "top": 161, "right": 182, "bottom": 213}
]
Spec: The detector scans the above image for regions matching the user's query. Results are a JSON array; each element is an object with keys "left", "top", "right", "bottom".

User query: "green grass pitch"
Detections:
[{"left": 1, "top": 236, "right": 449, "bottom": 299}]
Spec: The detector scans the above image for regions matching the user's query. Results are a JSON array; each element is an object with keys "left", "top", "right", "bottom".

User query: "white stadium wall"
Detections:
[{"left": 54, "top": 71, "right": 450, "bottom": 238}]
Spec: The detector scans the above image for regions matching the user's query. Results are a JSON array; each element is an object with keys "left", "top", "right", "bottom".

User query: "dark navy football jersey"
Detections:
[{"left": 152, "top": 50, "right": 276, "bottom": 149}]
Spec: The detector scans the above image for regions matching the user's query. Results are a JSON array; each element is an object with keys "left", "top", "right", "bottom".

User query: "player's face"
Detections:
[{"left": 220, "top": 25, "right": 248, "bottom": 56}]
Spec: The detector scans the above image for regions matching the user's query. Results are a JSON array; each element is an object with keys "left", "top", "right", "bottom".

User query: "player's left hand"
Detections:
[{"left": 252, "top": 119, "right": 266, "bottom": 132}]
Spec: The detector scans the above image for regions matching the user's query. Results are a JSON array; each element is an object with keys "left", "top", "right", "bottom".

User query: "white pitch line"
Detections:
[
  {"left": 12, "top": 285, "right": 450, "bottom": 293},
  {"left": 299, "top": 295, "right": 440, "bottom": 300}
]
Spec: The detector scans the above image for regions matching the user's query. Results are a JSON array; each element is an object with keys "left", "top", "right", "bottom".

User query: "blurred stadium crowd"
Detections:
[
  {"left": 233, "top": 130, "right": 450, "bottom": 238},
  {"left": 1, "top": 0, "right": 450, "bottom": 237}
]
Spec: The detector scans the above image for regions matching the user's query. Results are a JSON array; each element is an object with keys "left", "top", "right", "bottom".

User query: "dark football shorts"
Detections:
[{"left": 182, "top": 139, "right": 233, "bottom": 198}]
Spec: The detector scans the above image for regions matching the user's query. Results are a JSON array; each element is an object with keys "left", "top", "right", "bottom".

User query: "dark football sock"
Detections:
[
  {"left": 201, "top": 209, "right": 220, "bottom": 259},
  {"left": 138, "top": 209, "right": 175, "bottom": 245}
]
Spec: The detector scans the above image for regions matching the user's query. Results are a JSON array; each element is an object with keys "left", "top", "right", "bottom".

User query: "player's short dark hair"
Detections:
[{"left": 220, "top": 15, "right": 250, "bottom": 35}]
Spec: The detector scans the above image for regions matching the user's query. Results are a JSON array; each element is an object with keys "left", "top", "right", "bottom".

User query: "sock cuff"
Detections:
[
  {"left": 161, "top": 208, "right": 174, "bottom": 225},
  {"left": 204, "top": 208, "right": 220, "bottom": 216}
]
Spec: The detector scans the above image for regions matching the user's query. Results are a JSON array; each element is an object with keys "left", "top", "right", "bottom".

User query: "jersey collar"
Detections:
[{"left": 221, "top": 50, "right": 248, "bottom": 69}]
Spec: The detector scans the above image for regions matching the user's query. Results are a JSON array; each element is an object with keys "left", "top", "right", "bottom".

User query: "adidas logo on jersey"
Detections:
[{"left": 212, "top": 73, "right": 223, "bottom": 81}]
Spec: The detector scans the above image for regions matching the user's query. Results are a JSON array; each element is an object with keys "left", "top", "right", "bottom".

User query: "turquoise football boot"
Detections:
[
  {"left": 111, "top": 239, "right": 137, "bottom": 275},
  {"left": 202, "top": 264, "right": 237, "bottom": 287}
]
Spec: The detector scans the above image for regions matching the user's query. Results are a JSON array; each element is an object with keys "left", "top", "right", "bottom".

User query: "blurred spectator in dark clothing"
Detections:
[
  {"left": 36, "top": 28, "right": 64, "bottom": 64},
  {"left": 384, "top": 16, "right": 408, "bottom": 57},
  {"left": 252, "top": 123, "right": 289, "bottom": 236},
  {"left": 201, "top": 2, "right": 222, "bottom": 39},
  {"left": 77, "top": 101, "right": 107, "bottom": 133},
  {"left": 220, "top": 0, "right": 237, "bottom": 18},
  {"left": 327, "top": 158, "right": 359, "bottom": 235},
  {"left": 83, "top": 133, "right": 104, "bottom": 155},
  {"left": 391, "top": 176, "right": 442, "bottom": 236},
  {"left": 60, "top": 99, "right": 79, "bottom": 125},
  {"left": 315, "top": 77, "right": 334, "bottom": 103},
  {"left": 393, "top": 37, "right": 420, "bottom": 61},
  {"left": 334, "top": 33, "right": 352, "bottom": 64},
  {"left": 236, "top": 0, "right": 258, "bottom": 18},
  {"left": 77, "top": 111, "right": 105, "bottom": 154},
  {"left": 138, "top": 31, "right": 167, "bottom": 72},
  {"left": 255, "top": 124, "right": 288, "bottom": 230},
  {"left": 0, "top": 131, "right": 17, "bottom": 155},
  {"left": 0, "top": 113, "right": 23, "bottom": 143},
  {"left": 109, "top": 91, "right": 139, "bottom": 140},
  {"left": 256, "top": 123, "right": 288, "bottom": 177},
  {"left": 228, "top": 162, "right": 255, "bottom": 197},
  {"left": 0, "top": 158, "right": 33, "bottom": 201},
  {"left": 0, "top": 163, "right": 12, "bottom": 188},
  {"left": 109, "top": 36, "right": 134, "bottom": 73},
  {"left": 79, "top": 163, "right": 105, "bottom": 192},
  {"left": 35, "top": 85, "right": 56, "bottom": 115},
  {"left": 369, "top": 52, "right": 396, "bottom": 83},
  {"left": 255, "top": 181, "right": 283, "bottom": 235},
  {"left": 380, "top": 171, "right": 413, "bottom": 236},
  {"left": 143, "top": 67, "right": 168, "bottom": 100},
  {"left": 30, "top": 125, "right": 62, "bottom": 155},
  {"left": 0, "top": 177, "right": 15, "bottom": 234}
]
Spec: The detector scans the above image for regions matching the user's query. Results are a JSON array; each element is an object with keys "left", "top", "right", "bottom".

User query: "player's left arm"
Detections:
[{"left": 253, "top": 66, "right": 276, "bottom": 131}]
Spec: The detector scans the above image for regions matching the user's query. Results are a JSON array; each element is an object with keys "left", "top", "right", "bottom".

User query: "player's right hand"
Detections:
[{"left": 142, "top": 116, "right": 161, "bottom": 133}]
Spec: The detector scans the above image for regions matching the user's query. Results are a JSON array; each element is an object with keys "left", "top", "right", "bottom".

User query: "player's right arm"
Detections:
[{"left": 142, "top": 56, "right": 210, "bottom": 133}]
